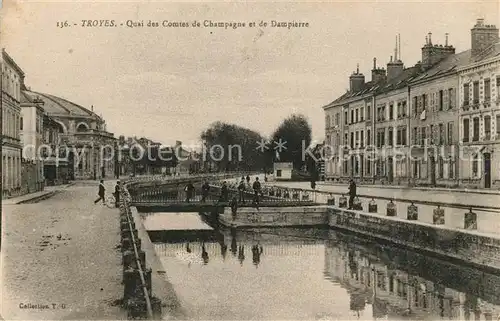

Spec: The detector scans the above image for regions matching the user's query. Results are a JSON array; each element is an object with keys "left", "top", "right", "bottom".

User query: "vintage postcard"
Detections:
[{"left": 1, "top": 0, "right": 500, "bottom": 320}]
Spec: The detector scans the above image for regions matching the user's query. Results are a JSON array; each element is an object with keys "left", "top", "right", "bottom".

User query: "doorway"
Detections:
[
  {"left": 484, "top": 152, "right": 491, "bottom": 188},
  {"left": 387, "top": 157, "right": 394, "bottom": 183}
]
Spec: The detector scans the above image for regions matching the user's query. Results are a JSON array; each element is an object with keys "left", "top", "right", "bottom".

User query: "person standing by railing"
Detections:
[
  {"left": 185, "top": 181, "right": 195, "bottom": 202},
  {"left": 114, "top": 180, "right": 121, "bottom": 208},
  {"left": 348, "top": 179, "right": 357, "bottom": 209},
  {"left": 201, "top": 181, "right": 210, "bottom": 202},
  {"left": 238, "top": 179, "right": 246, "bottom": 204},
  {"left": 220, "top": 181, "right": 229, "bottom": 202},
  {"left": 252, "top": 177, "right": 261, "bottom": 206}
]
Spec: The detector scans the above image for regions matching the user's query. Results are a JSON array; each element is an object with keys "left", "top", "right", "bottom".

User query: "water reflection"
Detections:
[
  {"left": 326, "top": 231, "right": 500, "bottom": 320},
  {"left": 152, "top": 227, "right": 500, "bottom": 320}
]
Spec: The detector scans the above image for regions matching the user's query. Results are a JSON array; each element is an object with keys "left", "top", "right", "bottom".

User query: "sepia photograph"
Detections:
[{"left": 1, "top": 0, "right": 500, "bottom": 320}]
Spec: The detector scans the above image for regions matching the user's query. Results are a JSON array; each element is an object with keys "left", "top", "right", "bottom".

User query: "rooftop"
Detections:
[{"left": 21, "top": 90, "right": 102, "bottom": 119}]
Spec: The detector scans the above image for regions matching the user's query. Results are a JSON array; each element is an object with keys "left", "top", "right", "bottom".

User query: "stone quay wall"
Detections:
[
  {"left": 328, "top": 208, "right": 500, "bottom": 272},
  {"left": 219, "top": 202, "right": 500, "bottom": 271},
  {"left": 219, "top": 206, "right": 329, "bottom": 228}
]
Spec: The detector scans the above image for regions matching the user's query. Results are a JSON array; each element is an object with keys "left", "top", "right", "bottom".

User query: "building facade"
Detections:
[
  {"left": 458, "top": 21, "right": 500, "bottom": 188},
  {"left": 1, "top": 49, "right": 24, "bottom": 197},
  {"left": 21, "top": 90, "right": 116, "bottom": 180},
  {"left": 20, "top": 92, "right": 45, "bottom": 192},
  {"left": 42, "top": 114, "right": 68, "bottom": 185},
  {"left": 323, "top": 19, "right": 500, "bottom": 188}
]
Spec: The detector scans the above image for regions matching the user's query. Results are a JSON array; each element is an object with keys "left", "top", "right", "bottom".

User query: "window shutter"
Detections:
[
  {"left": 450, "top": 88, "right": 455, "bottom": 109},
  {"left": 444, "top": 89, "right": 449, "bottom": 110}
]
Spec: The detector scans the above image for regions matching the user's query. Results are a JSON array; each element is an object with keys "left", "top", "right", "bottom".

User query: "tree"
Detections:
[
  {"left": 200, "top": 121, "right": 271, "bottom": 172},
  {"left": 271, "top": 114, "right": 312, "bottom": 170}
]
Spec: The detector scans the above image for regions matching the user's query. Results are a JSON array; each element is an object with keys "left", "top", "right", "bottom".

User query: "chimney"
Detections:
[
  {"left": 421, "top": 32, "right": 455, "bottom": 69},
  {"left": 387, "top": 35, "right": 404, "bottom": 80},
  {"left": 371, "top": 57, "right": 386, "bottom": 84},
  {"left": 349, "top": 64, "right": 365, "bottom": 92},
  {"left": 471, "top": 18, "right": 499, "bottom": 58}
]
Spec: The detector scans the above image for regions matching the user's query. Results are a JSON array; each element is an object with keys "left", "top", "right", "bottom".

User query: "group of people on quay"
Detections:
[
  {"left": 188, "top": 175, "right": 264, "bottom": 206},
  {"left": 91, "top": 172, "right": 358, "bottom": 211}
]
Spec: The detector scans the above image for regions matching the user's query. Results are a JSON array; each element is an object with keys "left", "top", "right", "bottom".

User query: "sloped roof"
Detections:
[
  {"left": 410, "top": 49, "right": 472, "bottom": 84},
  {"left": 22, "top": 90, "right": 101, "bottom": 118}
]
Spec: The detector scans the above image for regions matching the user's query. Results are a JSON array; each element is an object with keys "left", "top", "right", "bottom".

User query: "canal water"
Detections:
[{"left": 145, "top": 212, "right": 500, "bottom": 320}]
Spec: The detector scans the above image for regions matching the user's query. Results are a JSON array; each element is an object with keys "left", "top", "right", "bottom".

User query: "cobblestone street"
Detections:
[{"left": 1, "top": 181, "right": 126, "bottom": 320}]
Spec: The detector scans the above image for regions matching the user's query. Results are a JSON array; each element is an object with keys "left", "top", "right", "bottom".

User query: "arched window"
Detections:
[{"left": 76, "top": 123, "right": 89, "bottom": 132}]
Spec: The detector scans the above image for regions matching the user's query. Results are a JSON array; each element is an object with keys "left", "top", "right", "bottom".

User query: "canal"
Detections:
[{"left": 144, "top": 212, "right": 500, "bottom": 320}]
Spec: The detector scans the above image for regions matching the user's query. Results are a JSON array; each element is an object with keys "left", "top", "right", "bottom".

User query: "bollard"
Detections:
[
  {"left": 120, "top": 221, "right": 129, "bottom": 230},
  {"left": 368, "top": 198, "right": 377, "bottom": 213},
  {"left": 135, "top": 237, "right": 142, "bottom": 251},
  {"left": 144, "top": 267, "right": 152, "bottom": 294},
  {"left": 464, "top": 208, "right": 477, "bottom": 230},
  {"left": 121, "top": 228, "right": 138, "bottom": 240},
  {"left": 122, "top": 237, "right": 133, "bottom": 252},
  {"left": 339, "top": 195, "right": 347, "bottom": 208},
  {"left": 138, "top": 250, "right": 146, "bottom": 270},
  {"left": 407, "top": 203, "right": 418, "bottom": 220},
  {"left": 151, "top": 296, "right": 162, "bottom": 320},
  {"left": 433, "top": 205, "right": 445, "bottom": 224},
  {"left": 386, "top": 200, "right": 396, "bottom": 217},
  {"left": 127, "top": 297, "right": 147, "bottom": 319},
  {"left": 122, "top": 250, "right": 135, "bottom": 268},
  {"left": 353, "top": 197, "right": 363, "bottom": 210},
  {"left": 327, "top": 194, "right": 335, "bottom": 205},
  {"left": 123, "top": 267, "right": 141, "bottom": 301}
]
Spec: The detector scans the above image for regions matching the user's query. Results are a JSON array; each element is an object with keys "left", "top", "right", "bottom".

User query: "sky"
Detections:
[{"left": 1, "top": 0, "right": 498, "bottom": 145}]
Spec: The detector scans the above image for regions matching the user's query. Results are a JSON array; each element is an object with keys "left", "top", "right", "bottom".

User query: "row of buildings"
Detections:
[
  {"left": 2, "top": 46, "right": 207, "bottom": 198},
  {"left": 322, "top": 19, "right": 500, "bottom": 189},
  {"left": 1, "top": 48, "right": 117, "bottom": 197}
]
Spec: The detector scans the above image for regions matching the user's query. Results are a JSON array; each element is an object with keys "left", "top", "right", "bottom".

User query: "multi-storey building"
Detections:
[
  {"left": 407, "top": 33, "right": 466, "bottom": 187},
  {"left": 20, "top": 91, "right": 45, "bottom": 193},
  {"left": 323, "top": 19, "right": 500, "bottom": 188},
  {"left": 42, "top": 113, "right": 68, "bottom": 185},
  {"left": 458, "top": 19, "right": 500, "bottom": 189},
  {"left": 21, "top": 89, "right": 116, "bottom": 180},
  {"left": 324, "top": 66, "right": 378, "bottom": 184},
  {"left": 1, "top": 49, "right": 24, "bottom": 197}
]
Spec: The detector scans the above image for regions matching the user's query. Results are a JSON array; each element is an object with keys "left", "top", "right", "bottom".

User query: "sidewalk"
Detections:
[
  {"left": 1, "top": 184, "right": 126, "bottom": 320},
  {"left": 2, "top": 183, "right": 75, "bottom": 205},
  {"left": 318, "top": 181, "right": 500, "bottom": 195}
]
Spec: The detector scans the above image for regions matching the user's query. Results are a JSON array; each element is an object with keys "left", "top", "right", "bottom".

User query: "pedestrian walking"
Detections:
[
  {"left": 348, "top": 179, "right": 357, "bottom": 209},
  {"left": 201, "top": 181, "right": 210, "bottom": 202},
  {"left": 94, "top": 180, "right": 106, "bottom": 205},
  {"left": 246, "top": 175, "right": 250, "bottom": 185},
  {"left": 220, "top": 181, "right": 229, "bottom": 203},
  {"left": 252, "top": 177, "right": 261, "bottom": 206},
  {"left": 185, "top": 182, "right": 195, "bottom": 202},
  {"left": 237, "top": 179, "right": 246, "bottom": 204},
  {"left": 114, "top": 180, "right": 121, "bottom": 208}
]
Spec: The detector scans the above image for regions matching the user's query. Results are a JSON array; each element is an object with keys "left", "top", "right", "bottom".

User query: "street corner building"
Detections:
[
  {"left": 2, "top": 48, "right": 117, "bottom": 196},
  {"left": 1, "top": 49, "right": 24, "bottom": 198},
  {"left": 322, "top": 19, "right": 500, "bottom": 189},
  {"left": 20, "top": 89, "right": 116, "bottom": 180}
]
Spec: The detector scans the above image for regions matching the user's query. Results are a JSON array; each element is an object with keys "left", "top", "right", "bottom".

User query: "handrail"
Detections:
[
  {"left": 263, "top": 184, "right": 500, "bottom": 212},
  {"left": 122, "top": 189, "right": 153, "bottom": 318}
]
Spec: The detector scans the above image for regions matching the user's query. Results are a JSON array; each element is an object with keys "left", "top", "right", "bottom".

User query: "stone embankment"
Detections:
[{"left": 218, "top": 200, "right": 500, "bottom": 272}]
